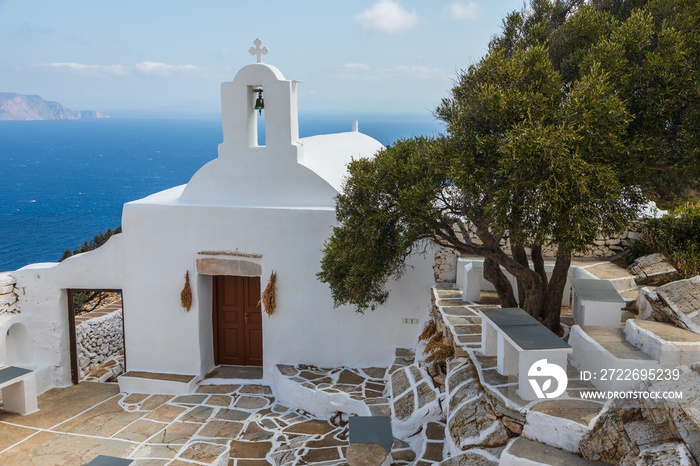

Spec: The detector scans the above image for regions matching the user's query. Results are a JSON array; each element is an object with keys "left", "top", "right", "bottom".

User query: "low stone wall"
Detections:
[
  {"left": 434, "top": 247, "right": 459, "bottom": 283},
  {"left": 76, "top": 309, "right": 124, "bottom": 380},
  {"left": 432, "top": 222, "right": 643, "bottom": 283},
  {"left": 0, "top": 273, "right": 20, "bottom": 315}
]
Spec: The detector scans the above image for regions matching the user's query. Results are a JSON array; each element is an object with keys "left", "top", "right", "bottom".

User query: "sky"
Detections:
[{"left": 0, "top": 0, "right": 525, "bottom": 116}]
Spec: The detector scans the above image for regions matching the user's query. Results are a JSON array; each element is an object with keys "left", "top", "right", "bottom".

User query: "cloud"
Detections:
[
  {"left": 355, "top": 0, "right": 419, "bottom": 34},
  {"left": 388, "top": 65, "right": 447, "bottom": 79},
  {"left": 36, "top": 61, "right": 201, "bottom": 77},
  {"left": 393, "top": 65, "right": 439, "bottom": 75},
  {"left": 133, "top": 61, "right": 200, "bottom": 76},
  {"left": 39, "top": 62, "right": 129, "bottom": 76},
  {"left": 342, "top": 63, "right": 371, "bottom": 71},
  {"left": 444, "top": 1, "right": 480, "bottom": 20}
]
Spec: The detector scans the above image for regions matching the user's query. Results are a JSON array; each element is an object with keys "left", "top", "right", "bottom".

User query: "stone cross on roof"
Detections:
[{"left": 249, "top": 38, "right": 269, "bottom": 63}]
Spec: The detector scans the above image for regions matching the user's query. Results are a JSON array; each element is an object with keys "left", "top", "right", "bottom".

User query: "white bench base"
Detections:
[
  {"left": 0, "top": 367, "right": 38, "bottom": 415},
  {"left": 571, "top": 279, "right": 624, "bottom": 328},
  {"left": 481, "top": 309, "right": 572, "bottom": 401}
]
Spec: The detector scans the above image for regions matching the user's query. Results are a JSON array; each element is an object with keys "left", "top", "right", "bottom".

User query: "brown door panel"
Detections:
[{"left": 214, "top": 275, "right": 263, "bottom": 367}]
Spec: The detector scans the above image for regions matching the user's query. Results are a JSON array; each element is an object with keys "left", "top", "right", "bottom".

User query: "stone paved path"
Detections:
[
  {"left": 0, "top": 379, "right": 415, "bottom": 465},
  {"left": 276, "top": 364, "right": 392, "bottom": 417},
  {"left": 75, "top": 296, "right": 123, "bottom": 325}
]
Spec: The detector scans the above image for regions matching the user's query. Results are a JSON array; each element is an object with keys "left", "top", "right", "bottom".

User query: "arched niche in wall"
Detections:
[{"left": 5, "top": 322, "right": 31, "bottom": 366}]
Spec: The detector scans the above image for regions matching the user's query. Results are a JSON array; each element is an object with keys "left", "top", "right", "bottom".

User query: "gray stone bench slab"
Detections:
[
  {"left": 571, "top": 279, "right": 625, "bottom": 327},
  {"left": 480, "top": 308, "right": 572, "bottom": 401},
  {"left": 0, "top": 366, "right": 38, "bottom": 415},
  {"left": 349, "top": 415, "right": 393, "bottom": 452},
  {"left": 348, "top": 416, "right": 392, "bottom": 465},
  {"left": 85, "top": 456, "right": 135, "bottom": 466}
]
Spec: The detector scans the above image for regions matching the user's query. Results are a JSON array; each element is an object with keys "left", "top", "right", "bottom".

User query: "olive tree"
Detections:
[{"left": 319, "top": 0, "right": 699, "bottom": 331}]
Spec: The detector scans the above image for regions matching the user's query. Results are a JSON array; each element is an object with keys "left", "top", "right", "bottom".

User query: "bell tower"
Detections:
[
  {"left": 180, "top": 39, "right": 340, "bottom": 207},
  {"left": 219, "top": 39, "right": 300, "bottom": 156}
]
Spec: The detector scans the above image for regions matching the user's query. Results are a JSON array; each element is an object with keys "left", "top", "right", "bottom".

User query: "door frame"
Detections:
[{"left": 66, "top": 288, "right": 126, "bottom": 385}]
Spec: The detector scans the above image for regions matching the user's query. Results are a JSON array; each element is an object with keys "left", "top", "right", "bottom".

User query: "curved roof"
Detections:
[
  {"left": 177, "top": 130, "right": 383, "bottom": 208},
  {"left": 298, "top": 131, "right": 384, "bottom": 193}
]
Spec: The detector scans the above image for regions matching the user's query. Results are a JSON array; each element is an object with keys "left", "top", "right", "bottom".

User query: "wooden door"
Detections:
[{"left": 214, "top": 276, "right": 263, "bottom": 366}]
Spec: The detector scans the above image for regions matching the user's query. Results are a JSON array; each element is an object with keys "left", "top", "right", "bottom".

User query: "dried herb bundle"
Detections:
[
  {"left": 181, "top": 271, "right": 192, "bottom": 312},
  {"left": 259, "top": 271, "right": 277, "bottom": 316}
]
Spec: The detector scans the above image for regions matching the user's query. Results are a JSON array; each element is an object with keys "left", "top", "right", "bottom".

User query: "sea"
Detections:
[{"left": 0, "top": 114, "right": 444, "bottom": 272}]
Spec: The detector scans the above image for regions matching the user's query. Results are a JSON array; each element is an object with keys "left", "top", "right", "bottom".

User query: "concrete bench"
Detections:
[
  {"left": 571, "top": 279, "right": 625, "bottom": 328},
  {"left": 85, "top": 456, "right": 135, "bottom": 465},
  {"left": 0, "top": 366, "right": 38, "bottom": 415},
  {"left": 348, "top": 416, "right": 392, "bottom": 466},
  {"left": 480, "top": 308, "right": 572, "bottom": 400}
]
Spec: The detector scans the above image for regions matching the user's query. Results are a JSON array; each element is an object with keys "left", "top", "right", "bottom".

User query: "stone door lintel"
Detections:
[{"left": 196, "top": 258, "right": 262, "bottom": 277}]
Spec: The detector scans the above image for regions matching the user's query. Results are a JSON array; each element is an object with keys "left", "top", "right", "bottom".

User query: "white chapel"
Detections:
[{"left": 6, "top": 40, "right": 434, "bottom": 396}]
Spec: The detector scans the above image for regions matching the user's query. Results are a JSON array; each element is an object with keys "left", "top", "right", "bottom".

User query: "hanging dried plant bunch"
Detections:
[
  {"left": 181, "top": 271, "right": 192, "bottom": 312},
  {"left": 259, "top": 271, "right": 277, "bottom": 316}
]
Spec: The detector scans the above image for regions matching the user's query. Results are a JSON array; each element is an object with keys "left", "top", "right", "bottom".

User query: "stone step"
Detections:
[
  {"left": 569, "top": 325, "right": 659, "bottom": 391},
  {"left": 117, "top": 371, "right": 199, "bottom": 395},
  {"left": 389, "top": 348, "right": 415, "bottom": 376},
  {"left": 624, "top": 319, "right": 700, "bottom": 367},
  {"left": 522, "top": 398, "right": 605, "bottom": 453},
  {"left": 500, "top": 437, "right": 606, "bottom": 465},
  {"left": 579, "top": 262, "right": 638, "bottom": 292},
  {"left": 619, "top": 287, "right": 642, "bottom": 302}
]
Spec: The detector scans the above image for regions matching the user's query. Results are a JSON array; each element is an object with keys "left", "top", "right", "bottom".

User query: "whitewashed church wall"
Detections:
[
  {"left": 10, "top": 234, "right": 127, "bottom": 393},
  {"left": 196, "top": 273, "right": 214, "bottom": 378},
  {"left": 120, "top": 199, "right": 434, "bottom": 380},
  {"left": 0, "top": 272, "right": 71, "bottom": 393},
  {"left": 76, "top": 309, "right": 123, "bottom": 379}
]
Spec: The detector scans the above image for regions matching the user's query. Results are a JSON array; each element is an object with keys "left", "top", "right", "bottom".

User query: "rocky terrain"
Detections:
[{"left": 0, "top": 92, "right": 106, "bottom": 120}]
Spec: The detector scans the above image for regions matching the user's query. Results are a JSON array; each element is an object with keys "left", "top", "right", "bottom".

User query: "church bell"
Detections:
[{"left": 253, "top": 89, "right": 264, "bottom": 115}]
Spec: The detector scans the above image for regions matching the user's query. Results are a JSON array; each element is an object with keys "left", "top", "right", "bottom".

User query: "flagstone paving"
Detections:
[
  {"left": 0, "top": 380, "right": 415, "bottom": 465},
  {"left": 275, "top": 364, "right": 392, "bottom": 417}
]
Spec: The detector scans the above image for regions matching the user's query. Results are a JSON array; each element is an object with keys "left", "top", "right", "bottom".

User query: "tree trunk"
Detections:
[
  {"left": 531, "top": 245, "right": 547, "bottom": 287},
  {"left": 511, "top": 243, "right": 529, "bottom": 308},
  {"left": 516, "top": 271, "right": 544, "bottom": 319},
  {"left": 541, "top": 245, "right": 572, "bottom": 332},
  {"left": 483, "top": 258, "right": 518, "bottom": 308}
]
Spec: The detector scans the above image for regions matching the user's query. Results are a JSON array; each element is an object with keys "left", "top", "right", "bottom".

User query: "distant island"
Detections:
[{"left": 0, "top": 92, "right": 107, "bottom": 121}]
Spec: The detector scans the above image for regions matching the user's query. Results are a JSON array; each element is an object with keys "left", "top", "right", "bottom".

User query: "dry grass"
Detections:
[
  {"left": 422, "top": 322, "right": 455, "bottom": 364},
  {"left": 418, "top": 320, "right": 437, "bottom": 342},
  {"left": 425, "top": 344, "right": 455, "bottom": 364}
]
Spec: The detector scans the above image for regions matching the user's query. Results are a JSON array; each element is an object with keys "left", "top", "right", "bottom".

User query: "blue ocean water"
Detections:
[{"left": 0, "top": 114, "right": 444, "bottom": 271}]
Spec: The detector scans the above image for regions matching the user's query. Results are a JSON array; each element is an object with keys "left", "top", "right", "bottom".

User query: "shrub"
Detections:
[
  {"left": 627, "top": 203, "right": 700, "bottom": 278},
  {"left": 59, "top": 227, "right": 122, "bottom": 262}
]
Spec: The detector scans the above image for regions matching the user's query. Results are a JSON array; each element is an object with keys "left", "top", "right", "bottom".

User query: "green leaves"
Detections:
[
  {"left": 319, "top": 0, "right": 699, "bottom": 316},
  {"left": 317, "top": 138, "right": 446, "bottom": 312}
]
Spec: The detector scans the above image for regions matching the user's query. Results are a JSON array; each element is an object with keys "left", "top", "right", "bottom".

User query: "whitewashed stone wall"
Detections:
[
  {"left": 432, "top": 223, "right": 643, "bottom": 283},
  {"left": 0, "top": 272, "right": 20, "bottom": 315},
  {"left": 434, "top": 247, "right": 459, "bottom": 283},
  {"left": 76, "top": 310, "right": 123, "bottom": 379}
]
